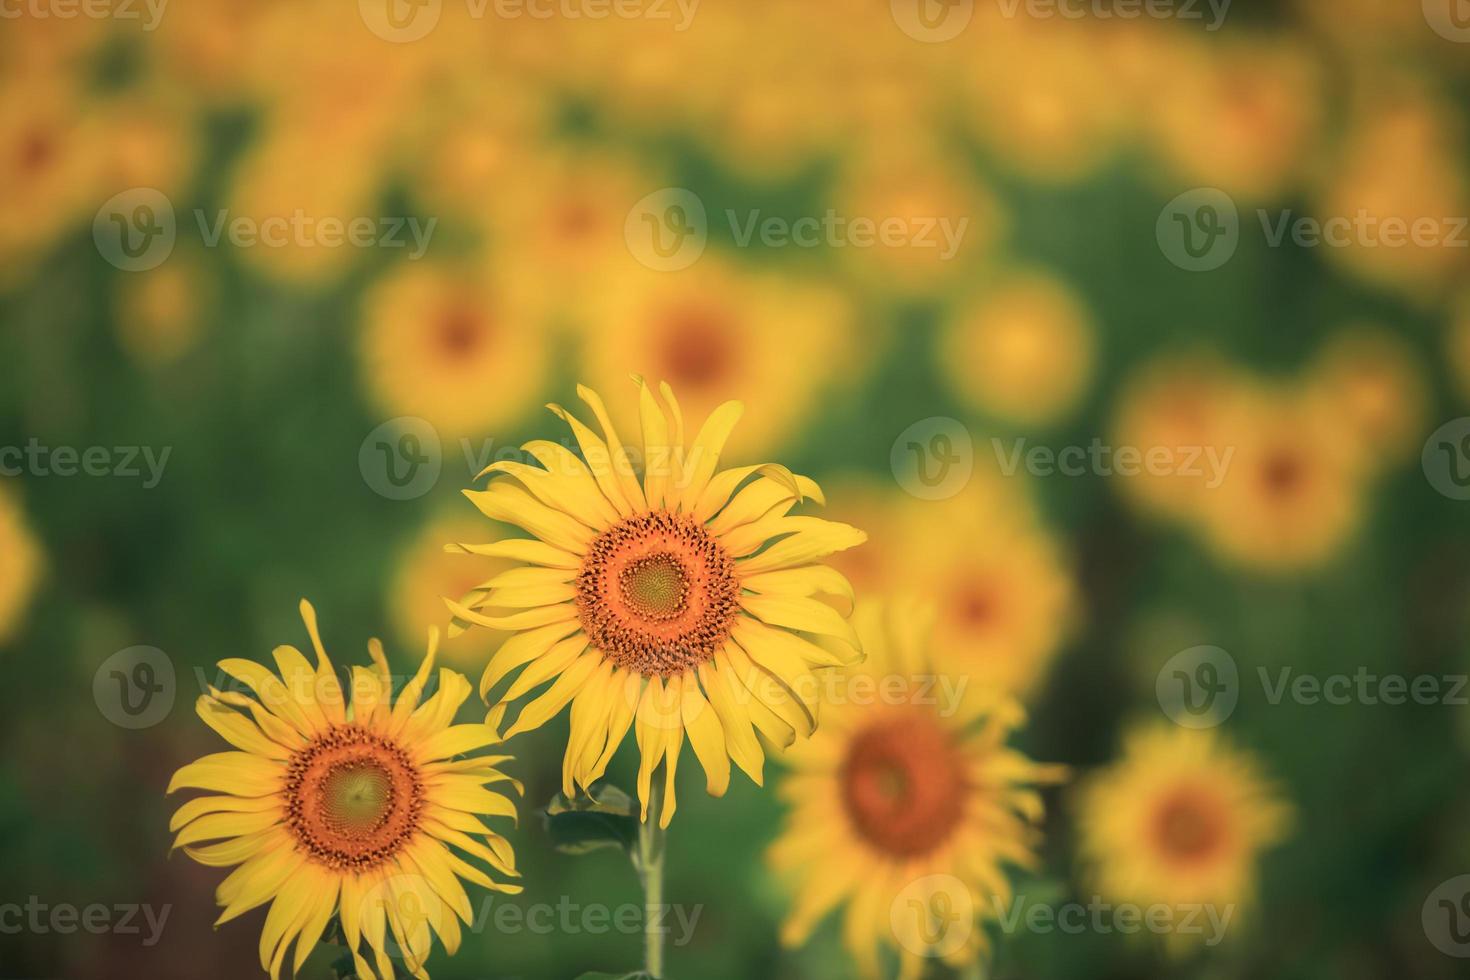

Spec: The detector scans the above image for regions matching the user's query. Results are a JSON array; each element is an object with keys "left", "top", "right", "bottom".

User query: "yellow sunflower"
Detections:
[
  {"left": 770, "top": 602, "right": 1064, "bottom": 979},
  {"left": 937, "top": 268, "right": 1095, "bottom": 427},
  {"left": 391, "top": 514, "right": 516, "bottom": 670},
  {"left": 168, "top": 600, "right": 522, "bottom": 980},
  {"left": 444, "top": 380, "right": 867, "bottom": 827},
  {"left": 0, "top": 485, "right": 43, "bottom": 644},
  {"left": 359, "top": 260, "right": 549, "bottom": 439},
  {"left": 1078, "top": 725, "right": 1291, "bottom": 946},
  {"left": 1307, "top": 327, "right": 1427, "bottom": 469}
]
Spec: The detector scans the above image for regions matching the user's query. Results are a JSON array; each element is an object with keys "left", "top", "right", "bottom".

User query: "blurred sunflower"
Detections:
[
  {"left": 1195, "top": 382, "right": 1367, "bottom": 572},
  {"left": 359, "top": 260, "right": 549, "bottom": 439},
  {"left": 1452, "top": 297, "right": 1470, "bottom": 401},
  {"left": 391, "top": 514, "right": 517, "bottom": 670},
  {"left": 770, "top": 602, "right": 1064, "bottom": 979},
  {"left": 94, "top": 91, "right": 198, "bottom": 199},
  {"left": 1111, "top": 352, "right": 1247, "bottom": 522},
  {"left": 444, "top": 380, "right": 866, "bottom": 827},
  {"left": 0, "top": 485, "right": 42, "bottom": 644},
  {"left": 168, "top": 600, "right": 522, "bottom": 980},
  {"left": 577, "top": 259, "right": 857, "bottom": 455},
  {"left": 1078, "top": 725, "right": 1290, "bottom": 947},
  {"left": 113, "top": 249, "right": 209, "bottom": 368},
  {"left": 1308, "top": 327, "right": 1427, "bottom": 468},
  {"left": 937, "top": 269, "right": 1095, "bottom": 427},
  {"left": 1148, "top": 36, "right": 1321, "bottom": 200}
]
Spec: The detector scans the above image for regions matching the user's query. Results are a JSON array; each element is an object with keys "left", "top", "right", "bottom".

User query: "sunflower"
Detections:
[
  {"left": 937, "top": 268, "right": 1095, "bottom": 427},
  {"left": 1078, "top": 725, "right": 1290, "bottom": 946},
  {"left": 359, "top": 259, "right": 549, "bottom": 439},
  {"left": 168, "top": 600, "right": 522, "bottom": 980},
  {"left": 1307, "top": 327, "right": 1427, "bottom": 469},
  {"left": 0, "top": 485, "right": 42, "bottom": 644},
  {"left": 576, "top": 260, "right": 857, "bottom": 455},
  {"left": 1194, "top": 382, "right": 1367, "bottom": 572},
  {"left": 391, "top": 514, "right": 516, "bottom": 669},
  {"left": 769, "top": 602, "right": 1064, "bottom": 979},
  {"left": 114, "top": 248, "right": 209, "bottom": 368},
  {"left": 444, "top": 379, "right": 867, "bottom": 827}
]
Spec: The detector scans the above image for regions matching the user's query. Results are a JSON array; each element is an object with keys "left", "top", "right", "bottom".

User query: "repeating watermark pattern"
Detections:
[
  {"left": 1425, "top": 875, "right": 1470, "bottom": 957},
  {"left": 996, "top": 0, "right": 1229, "bottom": 28},
  {"left": 1159, "top": 187, "right": 1469, "bottom": 272},
  {"left": 360, "top": 0, "right": 697, "bottom": 42},
  {"left": 0, "top": 440, "right": 170, "bottom": 487},
  {"left": 0, "top": 899, "right": 170, "bottom": 946},
  {"left": 891, "top": 417, "right": 974, "bottom": 501},
  {"left": 1158, "top": 647, "right": 1468, "bottom": 728},
  {"left": 624, "top": 188, "right": 708, "bottom": 272},
  {"left": 991, "top": 895, "right": 1234, "bottom": 946},
  {"left": 890, "top": 874, "right": 974, "bottom": 957},
  {"left": 890, "top": 0, "right": 973, "bottom": 43},
  {"left": 94, "top": 188, "right": 435, "bottom": 272},
  {"left": 1424, "top": 0, "right": 1470, "bottom": 43},
  {"left": 359, "top": 417, "right": 444, "bottom": 501},
  {"left": 624, "top": 189, "right": 969, "bottom": 270},
  {"left": 0, "top": 0, "right": 167, "bottom": 30},
  {"left": 1422, "top": 418, "right": 1470, "bottom": 501},
  {"left": 992, "top": 437, "right": 1233, "bottom": 486},
  {"left": 94, "top": 646, "right": 176, "bottom": 729}
]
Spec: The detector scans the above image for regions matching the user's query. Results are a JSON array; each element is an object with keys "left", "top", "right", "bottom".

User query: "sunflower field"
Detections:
[{"left": 3, "top": 2, "right": 1470, "bottom": 979}]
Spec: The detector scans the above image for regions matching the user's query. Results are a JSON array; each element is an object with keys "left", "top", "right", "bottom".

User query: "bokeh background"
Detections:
[{"left": 4, "top": 1, "right": 1470, "bottom": 977}]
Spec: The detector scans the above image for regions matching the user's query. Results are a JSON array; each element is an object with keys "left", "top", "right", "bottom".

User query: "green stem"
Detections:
[{"left": 638, "top": 777, "right": 666, "bottom": 979}]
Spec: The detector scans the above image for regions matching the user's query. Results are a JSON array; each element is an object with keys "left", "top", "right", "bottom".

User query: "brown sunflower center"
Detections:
[
  {"left": 284, "top": 726, "right": 423, "bottom": 871},
  {"left": 661, "top": 305, "right": 735, "bottom": 387},
  {"left": 1150, "top": 787, "right": 1227, "bottom": 866},
  {"left": 435, "top": 302, "right": 486, "bottom": 359},
  {"left": 1260, "top": 450, "right": 1304, "bottom": 497},
  {"left": 840, "top": 713, "right": 969, "bottom": 858},
  {"left": 576, "top": 511, "right": 739, "bottom": 677}
]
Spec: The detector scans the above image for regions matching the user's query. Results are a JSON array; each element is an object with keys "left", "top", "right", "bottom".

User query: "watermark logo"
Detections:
[
  {"left": 1157, "top": 646, "right": 1238, "bottom": 729},
  {"left": 1424, "top": 0, "right": 1470, "bottom": 43},
  {"left": 94, "top": 188, "right": 175, "bottom": 272},
  {"left": 1423, "top": 418, "right": 1470, "bottom": 501},
  {"left": 891, "top": 417, "right": 973, "bottom": 500},
  {"left": 992, "top": 895, "right": 1234, "bottom": 946},
  {"left": 360, "top": 0, "right": 442, "bottom": 41},
  {"left": 1425, "top": 875, "right": 1470, "bottom": 957},
  {"left": 890, "top": 0, "right": 973, "bottom": 42},
  {"left": 94, "top": 646, "right": 175, "bottom": 729},
  {"left": 0, "top": 0, "right": 169, "bottom": 31},
  {"left": 625, "top": 188, "right": 707, "bottom": 271},
  {"left": 891, "top": 874, "right": 973, "bottom": 958},
  {"left": 360, "top": 417, "right": 442, "bottom": 500},
  {"left": 1157, "top": 188, "right": 1239, "bottom": 272}
]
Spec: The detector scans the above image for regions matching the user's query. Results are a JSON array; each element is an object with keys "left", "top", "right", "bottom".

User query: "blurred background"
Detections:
[{"left": 3, "top": 0, "right": 1470, "bottom": 977}]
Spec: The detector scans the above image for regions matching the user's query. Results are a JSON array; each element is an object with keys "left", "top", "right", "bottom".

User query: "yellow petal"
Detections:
[{"left": 680, "top": 674, "right": 730, "bottom": 797}]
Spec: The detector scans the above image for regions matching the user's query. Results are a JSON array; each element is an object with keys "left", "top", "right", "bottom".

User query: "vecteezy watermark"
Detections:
[
  {"left": 623, "top": 188, "right": 970, "bottom": 271},
  {"left": 1158, "top": 187, "right": 1470, "bottom": 272},
  {"left": 1158, "top": 646, "right": 1469, "bottom": 728},
  {"left": 1424, "top": 0, "right": 1470, "bottom": 43},
  {"left": 991, "top": 895, "right": 1235, "bottom": 947},
  {"left": 1422, "top": 417, "right": 1470, "bottom": 501},
  {"left": 889, "top": 0, "right": 973, "bottom": 43},
  {"left": 1425, "top": 875, "right": 1470, "bottom": 957},
  {"left": 891, "top": 417, "right": 974, "bottom": 501},
  {"left": 890, "top": 874, "right": 975, "bottom": 957},
  {"left": 995, "top": 0, "right": 1229, "bottom": 28},
  {"left": 94, "top": 646, "right": 176, "bottom": 729},
  {"left": 0, "top": 898, "right": 170, "bottom": 946},
  {"left": 94, "top": 188, "right": 436, "bottom": 273},
  {"left": 992, "top": 437, "right": 1233, "bottom": 487},
  {"left": 360, "top": 0, "right": 698, "bottom": 42},
  {"left": 0, "top": 0, "right": 167, "bottom": 30},
  {"left": 0, "top": 439, "right": 171, "bottom": 488}
]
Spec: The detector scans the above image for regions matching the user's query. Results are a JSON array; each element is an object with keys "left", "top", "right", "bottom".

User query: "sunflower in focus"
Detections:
[
  {"left": 360, "top": 260, "right": 549, "bottom": 438},
  {"left": 770, "top": 602, "right": 1064, "bottom": 978},
  {"left": 577, "top": 260, "right": 857, "bottom": 455},
  {"left": 937, "top": 269, "right": 1095, "bottom": 427},
  {"left": 168, "top": 600, "right": 522, "bottom": 980},
  {"left": 0, "top": 486, "right": 42, "bottom": 644},
  {"left": 1078, "top": 725, "right": 1290, "bottom": 946},
  {"left": 445, "top": 380, "right": 867, "bottom": 827}
]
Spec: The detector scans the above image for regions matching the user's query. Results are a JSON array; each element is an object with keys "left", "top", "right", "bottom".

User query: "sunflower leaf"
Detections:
[{"left": 543, "top": 782, "right": 638, "bottom": 855}]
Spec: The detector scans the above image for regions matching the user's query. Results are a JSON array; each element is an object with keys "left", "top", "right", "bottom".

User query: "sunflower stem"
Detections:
[{"left": 637, "top": 777, "right": 666, "bottom": 979}]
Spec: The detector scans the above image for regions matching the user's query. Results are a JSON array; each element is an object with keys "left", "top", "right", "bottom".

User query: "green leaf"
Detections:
[{"left": 542, "top": 782, "right": 638, "bottom": 856}]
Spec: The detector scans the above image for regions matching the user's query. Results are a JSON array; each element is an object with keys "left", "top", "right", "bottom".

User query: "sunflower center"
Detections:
[
  {"left": 284, "top": 726, "right": 423, "bottom": 871},
  {"left": 576, "top": 511, "right": 739, "bottom": 677},
  {"left": 1260, "top": 451, "right": 1303, "bottom": 497},
  {"left": 840, "top": 713, "right": 968, "bottom": 858},
  {"left": 662, "top": 306, "right": 735, "bottom": 387},
  {"left": 1151, "top": 787, "right": 1227, "bottom": 865},
  {"left": 436, "top": 303, "right": 485, "bottom": 359}
]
